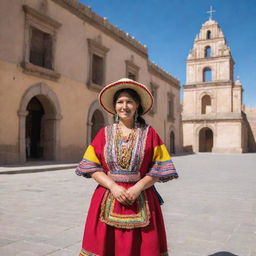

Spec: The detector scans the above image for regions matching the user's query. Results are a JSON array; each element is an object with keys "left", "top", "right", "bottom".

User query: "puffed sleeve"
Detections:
[
  {"left": 75, "top": 128, "right": 105, "bottom": 178},
  {"left": 147, "top": 128, "right": 178, "bottom": 182}
]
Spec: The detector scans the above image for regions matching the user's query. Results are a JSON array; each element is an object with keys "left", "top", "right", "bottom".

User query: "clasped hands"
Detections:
[{"left": 109, "top": 183, "right": 142, "bottom": 206}]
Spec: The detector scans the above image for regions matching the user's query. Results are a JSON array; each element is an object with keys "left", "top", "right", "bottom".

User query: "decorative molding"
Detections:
[
  {"left": 87, "top": 38, "right": 109, "bottom": 90},
  {"left": 22, "top": 62, "right": 61, "bottom": 81},
  {"left": 22, "top": 5, "right": 61, "bottom": 81},
  {"left": 183, "top": 80, "right": 233, "bottom": 89},
  {"left": 182, "top": 112, "right": 243, "bottom": 122},
  {"left": 51, "top": 0, "right": 148, "bottom": 58},
  {"left": 125, "top": 59, "right": 139, "bottom": 80},
  {"left": 23, "top": 5, "right": 62, "bottom": 29},
  {"left": 186, "top": 55, "right": 233, "bottom": 63}
]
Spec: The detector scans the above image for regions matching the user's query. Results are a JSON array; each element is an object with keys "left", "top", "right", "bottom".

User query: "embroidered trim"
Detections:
[
  {"left": 147, "top": 159, "right": 178, "bottom": 182},
  {"left": 104, "top": 124, "right": 149, "bottom": 183},
  {"left": 76, "top": 159, "right": 104, "bottom": 178},
  {"left": 100, "top": 190, "right": 150, "bottom": 229},
  {"left": 79, "top": 249, "right": 99, "bottom": 256}
]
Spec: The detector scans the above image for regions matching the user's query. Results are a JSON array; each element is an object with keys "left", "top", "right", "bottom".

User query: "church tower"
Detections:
[{"left": 182, "top": 10, "right": 248, "bottom": 153}]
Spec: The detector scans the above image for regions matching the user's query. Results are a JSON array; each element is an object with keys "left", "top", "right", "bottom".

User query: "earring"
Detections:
[
  {"left": 114, "top": 113, "right": 119, "bottom": 123},
  {"left": 134, "top": 110, "right": 139, "bottom": 123}
]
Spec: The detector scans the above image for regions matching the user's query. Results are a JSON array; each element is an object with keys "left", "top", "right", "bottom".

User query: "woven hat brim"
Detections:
[{"left": 99, "top": 80, "right": 153, "bottom": 115}]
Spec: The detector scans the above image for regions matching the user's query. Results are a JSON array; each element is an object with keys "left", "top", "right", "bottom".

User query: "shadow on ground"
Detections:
[{"left": 209, "top": 252, "right": 239, "bottom": 256}]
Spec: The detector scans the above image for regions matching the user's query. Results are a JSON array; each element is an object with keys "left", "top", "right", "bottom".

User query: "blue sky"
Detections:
[{"left": 80, "top": 0, "right": 256, "bottom": 107}]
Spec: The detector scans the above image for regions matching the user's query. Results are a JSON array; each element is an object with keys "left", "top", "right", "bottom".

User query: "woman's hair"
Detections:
[{"left": 113, "top": 88, "right": 146, "bottom": 125}]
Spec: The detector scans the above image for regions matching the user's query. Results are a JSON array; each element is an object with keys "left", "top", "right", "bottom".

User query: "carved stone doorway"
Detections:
[
  {"left": 199, "top": 127, "right": 213, "bottom": 152},
  {"left": 18, "top": 83, "right": 62, "bottom": 162}
]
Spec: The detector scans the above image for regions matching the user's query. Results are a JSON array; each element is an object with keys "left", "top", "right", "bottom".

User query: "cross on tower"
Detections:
[{"left": 207, "top": 6, "right": 216, "bottom": 20}]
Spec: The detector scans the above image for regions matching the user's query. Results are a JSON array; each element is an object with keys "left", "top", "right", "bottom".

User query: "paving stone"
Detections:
[{"left": 0, "top": 153, "right": 255, "bottom": 255}]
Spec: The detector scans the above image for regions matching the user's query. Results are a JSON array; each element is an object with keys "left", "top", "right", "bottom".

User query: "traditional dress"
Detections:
[{"left": 76, "top": 124, "right": 178, "bottom": 256}]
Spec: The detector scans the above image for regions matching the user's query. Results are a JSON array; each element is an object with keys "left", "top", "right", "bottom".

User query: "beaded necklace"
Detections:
[{"left": 115, "top": 124, "right": 137, "bottom": 170}]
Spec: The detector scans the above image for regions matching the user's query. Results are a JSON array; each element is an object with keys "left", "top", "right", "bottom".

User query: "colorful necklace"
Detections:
[{"left": 115, "top": 124, "right": 137, "bottom": 170}]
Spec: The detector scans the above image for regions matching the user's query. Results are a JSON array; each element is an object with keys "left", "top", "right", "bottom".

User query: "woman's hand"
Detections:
[
  {"left": 109, "top": 183, "right": 131, "bottom": 205},
  {"left": 126, "top": 185, "right": 142, "bottom": 205}
]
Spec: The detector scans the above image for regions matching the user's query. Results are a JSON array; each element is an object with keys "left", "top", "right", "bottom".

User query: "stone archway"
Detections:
[
  {"left": 170, "top": 131, "right": 175, "bottom": 154},
  {"left": 91, "top": 110, "right": 105, "bottom": 141},
  {"left": 199, "top": 127, "right": 213, "bottom": 152},
  {"left": 87, "top": 100, "right": 108, "bottom": 145},
  {"left": 18, "top": 83, "right": 62, "bottom": 162}
]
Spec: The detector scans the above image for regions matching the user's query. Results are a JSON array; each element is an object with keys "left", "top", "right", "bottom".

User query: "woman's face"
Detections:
[{"left": 115, "top": 92, "right": 138, "bottom": 122}]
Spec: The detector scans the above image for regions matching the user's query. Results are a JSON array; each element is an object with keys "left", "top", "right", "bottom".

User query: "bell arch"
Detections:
[
  {"left": 18, "top": 83, "right": 62, "bottom": 162},
  {"left": 201, "top": 95, "right": 212, "bottom": 114},
  {"left": 87, "top": 100, "right": 108, "bottom": 146}
]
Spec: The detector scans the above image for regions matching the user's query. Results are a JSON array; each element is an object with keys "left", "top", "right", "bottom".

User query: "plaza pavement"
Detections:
[{"left": 0, "top": 153, "right": 255, "bottom": 256}]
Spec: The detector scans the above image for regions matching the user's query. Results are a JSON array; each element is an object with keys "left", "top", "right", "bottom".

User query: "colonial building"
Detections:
[
  {"left": 0, "top": 0, "right": 182, "bottom": 164},
  {"left": 182, "top": 18, "right": 249, "bottom": 153}
]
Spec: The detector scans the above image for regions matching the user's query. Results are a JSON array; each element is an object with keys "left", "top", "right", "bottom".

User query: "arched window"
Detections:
[
  {"left": 201, "top": 95, "right": 212, "bottom": 114},
  {"left": 207, "top": 30, "right": 211, "bottom": 39},
  {"left": 205, "top": 46, "right": 211, "bottom": 57},
  {"left": 203, "top": 68, "right": 212, "bottom": 82}
]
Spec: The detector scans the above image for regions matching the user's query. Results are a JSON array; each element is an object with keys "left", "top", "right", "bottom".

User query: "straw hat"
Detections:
[{"left": 98, "top": 78, "right": 153, "bottom": 115}]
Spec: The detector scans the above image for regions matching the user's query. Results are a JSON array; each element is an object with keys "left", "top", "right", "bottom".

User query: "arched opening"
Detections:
[
  {"left": 205, "top": 46, "right": 211, "bottom": 57},
  {"left": 170, "top": 131, "right": 175, "bottom": 154},
  {"left": 199, "top": 127, "right": 213, "bottom": 152},
  {"left": 26, "top": 97, "right": 44, "bottom": 159},
  {"left": 207, "top": 30, "right": 211, "bottom": 39},
  {"left": 25, "top": 95, "right": 56, "bottom": 161},
  {"left": 203, "top": 67, "right": 212, "bottom": 82},
  {"left": 19, "top": 83, "right": 62, "bottom": 163},
  {"left": 201, "top": 95, "right": 212, "bottom": 114},
  {"left": 91, "top": 110, "right": 105, "bottom": 141}
]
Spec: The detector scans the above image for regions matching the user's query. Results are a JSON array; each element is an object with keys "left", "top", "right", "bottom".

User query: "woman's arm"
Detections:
[
  {"left": 90, "top": 171, "right": 131, "bottom": 205},
  {"left": 126, "top": 175, "right": 159, "bottom": 203}
]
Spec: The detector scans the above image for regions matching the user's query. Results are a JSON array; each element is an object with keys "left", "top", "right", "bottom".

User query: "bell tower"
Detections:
[{"left": 182, "top": 9, "right": 247, "bottom": 153}]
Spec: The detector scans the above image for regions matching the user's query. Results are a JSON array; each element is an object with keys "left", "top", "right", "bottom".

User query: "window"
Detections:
[
  {"left": 201, "top": 95, "right": 212, "bottom": 114},
  {"left": 167, "top": 92, "right": 175, "bottom": 121},
  {"left": 149, "top": 82, "right": 159, "bottom": 115},
  {"left": 204, "top": 46, "right": 211, "bottom": 58},
  {"left": 22, "top": 5, "right": 61, "bottom": 80},
  {"left": 203, "top": 68, "right": 212, "bottom": 82},
  {"left": 125, "top": 59, "right": 139, "bottom": 81},
  {"left": 92, "top": 54, "right": 104, "bottom": 85},
  {"left": 87, "top": 39, "right": 109, "bottom": 90},
  {"left": 128, "top": 72, "right": 136, "bottom": 81},
  {"left": 30, "top": 27, "right": 53, "bottom": 69},
  {"left": 207, "top": 30, "right": 211, "bottom": 39}
]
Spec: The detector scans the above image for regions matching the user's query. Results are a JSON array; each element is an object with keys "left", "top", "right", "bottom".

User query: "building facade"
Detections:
[
  {"left": 0, "top": 0, "right": 182, "bottom": 164},
  {"left": 182, "top": 19, "right": 249, "bottom": 153}
]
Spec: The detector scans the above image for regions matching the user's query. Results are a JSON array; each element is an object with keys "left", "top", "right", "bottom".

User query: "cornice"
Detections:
[
  {"left": 183, "top": 80, "right": 232, "bottom": 89},
  {"left": 186, "top": 55, "right": 234, "bottom": 63},
  {"left": 182, "top": 112, "right": 243, "bottom": 122},
  {"left": 194, "top": 37, "right": 224, "bottom": 43},
  {"left": 51, "top": 0, "right": 148, "bottom": 58},
  {"left": 148, "top": 61, "right": 180, "bottom": 89}
]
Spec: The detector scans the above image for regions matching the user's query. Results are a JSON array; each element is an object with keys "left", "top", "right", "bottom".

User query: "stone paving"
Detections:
[{"left": 0, "top": 153, "right": 255, "bottom": 256}]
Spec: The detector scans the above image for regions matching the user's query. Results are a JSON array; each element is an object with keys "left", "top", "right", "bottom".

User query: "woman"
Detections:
[{"left": 76, "top": 78, "right": 178, "bottom": 256}]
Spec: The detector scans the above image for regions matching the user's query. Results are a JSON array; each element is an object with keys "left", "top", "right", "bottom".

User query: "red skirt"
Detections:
[{"left": 79, "top": 183, "right": 169, "bottom": 256}]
